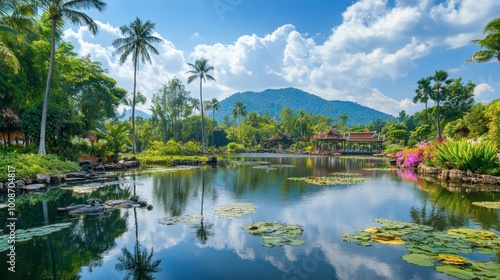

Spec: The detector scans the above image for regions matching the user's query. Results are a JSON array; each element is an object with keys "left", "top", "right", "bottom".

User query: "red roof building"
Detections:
[{"left": 312, "top": 127, "right": 385, "bottom": 154}]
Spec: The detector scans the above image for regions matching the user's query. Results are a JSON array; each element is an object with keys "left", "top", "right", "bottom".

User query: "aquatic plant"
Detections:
[
  {"left": 330, "top": 172, "right": 362, "bottom": 176},
  {"left": 0, "top": 222, "right": 72, "bottom": 252},
  {"left": 288, "top": 176, "right": 366, "bottom": 185},
  {"left": 340, "top": 219, "right": 500, "bottom": 279},
  {"left": 471, "top": 201, "right": 500, "bottom": 209},
  {"left": 214, "top": 203, "right": 257, "bottom": 218},
  {"left": 158, "top": 215, "right": 203, "bottom": 225},
  {"left": 243, "top": 221, "right": 305, "bottom": 247}
]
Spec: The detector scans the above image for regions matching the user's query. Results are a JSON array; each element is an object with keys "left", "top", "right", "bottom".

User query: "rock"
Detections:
[
  {"left": 78, "top": 160, "right": 93, "bottom": 167},
  {"left": 118, "top": 160, "right": 125, "bottom": 164},
  {"left": 36, "top": 174, "right": 51, "bottom": 184},
  {"left": 24, "top": 184, "right": 47, "bottom": 191},
  {"left": 0, "top": 182, "right": 3, "bottom": 191},
  {"left": 207, "top": 156, "right": 217, "bottom": 164},
  {"left": 466, "top": 170, "right": 473, "bottom": 177},
  {"left": 123, "top": 161, "right": 140, "bottom": 168},
  {"left": 481, "top": 175, "right": 498, "bottom": 185},
  {"left": 14, "top": 180, "right": 25, "bottom": 188},
  {"left": 64, "top": 177, "right": 87, "bottom": 184},
  {"left": 50, "top": 174, "right": 62, "bottom": 185},
  {"left": 449, "top": 169, "right": 465, "bottom": 181},
  {"left": 23, "top": 178, "right": 32, "bottom": 185},
  {"left": 81, "top": 165, "right": 92, "bottom": 172},
  {"left": 95, "top": 164, "right": 105, "bottom": 171},
  {"left": 440, "top": 169, "right": 450, "bottom": 180},
  {"left": 130, "top": 156, "right": 137, "bottom": 161}
]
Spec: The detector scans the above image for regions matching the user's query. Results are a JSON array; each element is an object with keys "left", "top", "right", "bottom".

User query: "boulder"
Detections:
[
  {"left": 23, "top": 178, "right": 33, "bottom": 185},
  {"left": 50, "top": 174, "right": 62, "bottom": 185},
  {"left": 78, "top": 160, "right": 93, "bottom": 167},
  {"left": 480, "top": 175, "right": 498, "bottom": 185},
  {"left": 36, "top": 174, "right": 50, "bottom": 184},
  {"left": 95, "top": 164, "right": 106, "bottom": 171},
  {"left": 24, "top": 184, "right": 47, "bottom": 191},
  {"left": 448, "top": 169, "right": 465, "bottom": 181},
  {"left": 14, "top": 180, "right": 25, "bottom": 189},
  {"left": 440, "top": 169, "right": 450, "bottom": 180}
]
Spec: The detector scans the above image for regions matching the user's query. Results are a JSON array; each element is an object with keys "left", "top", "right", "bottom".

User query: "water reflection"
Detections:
[{"left": 1, "top": 156, "right": 499, "bottom": 279}]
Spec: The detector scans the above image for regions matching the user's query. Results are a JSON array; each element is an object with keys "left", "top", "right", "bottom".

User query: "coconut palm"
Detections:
[
  {"left": 37, "top": 0, "right": 106, "bottom": 154},
  {"left": 430, "top": 70, "right": 453, "bottom": 139},
  {"left": 465, "top": 17, "right": 500, "bottom": 64},
  {"left": 413, "top": 77, "right": 432, "bottom": 119},
  {"left": 187, "top": 58, "right": 215, "bottom": 153},
  {"left": 113, "top": 17, "right": 161, "bottom": 154},
  {"left": 209, "top": 97, "right": 220, "bottom": 146},
  {"left": 231, "top": 100, "right": 247, "bottom": 142}
]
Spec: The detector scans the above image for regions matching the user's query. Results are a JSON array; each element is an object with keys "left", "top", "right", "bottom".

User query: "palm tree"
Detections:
[
  {"left": 209, "top": 97, "right": 220, "bottom": 146},
  {"left": 37, "top": 0, "right": 106, "bottom": 154},
  {"left": 413, "top": 77, "right": 432, "bottom": 119},
  {"left": 294, "top": 110, "right": 310, "bottom": 140},
  {"left": 465, "top": 17, "right": 500, "bottom": 64},
  {"left": 231, "top": 100, "right": 247, "bottom": 142},
  {"left": 113, "top": 17, "right": 161, "bottom": 154},
  {"left": 430, "top": 70, "right": 453, "bottom": 139},
  {"left": 187, "top": 58, "right": 215, "bottom": 153}
]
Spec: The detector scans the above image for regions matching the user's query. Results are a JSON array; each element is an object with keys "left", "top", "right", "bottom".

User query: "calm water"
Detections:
[{"left": 1, "top": 154, "right": 499, "bottom": 280}]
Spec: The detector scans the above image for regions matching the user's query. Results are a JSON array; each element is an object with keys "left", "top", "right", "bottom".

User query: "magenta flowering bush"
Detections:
[{"left": 404, "top": 153, "right": 423, "bottom": 167}]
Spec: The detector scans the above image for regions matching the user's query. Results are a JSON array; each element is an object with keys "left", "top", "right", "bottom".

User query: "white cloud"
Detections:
[
  {"left": 64, "top": 0, "right": 500, "bottom": 116},
  {"left": 473, "top": 83, "right": 495, "bottom": 103}
]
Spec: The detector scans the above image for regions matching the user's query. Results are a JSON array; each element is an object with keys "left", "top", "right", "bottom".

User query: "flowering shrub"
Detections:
[
  {"left": 71, "top": 136, "right": 108, "bottom": 157},
  {"left": 396, "top": 141, "right": 436, "bottom": 167}
]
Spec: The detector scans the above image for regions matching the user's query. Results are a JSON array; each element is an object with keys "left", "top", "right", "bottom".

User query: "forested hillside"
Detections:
[{"left": 214, "top": 88, "right": 395, "bottom": 125}]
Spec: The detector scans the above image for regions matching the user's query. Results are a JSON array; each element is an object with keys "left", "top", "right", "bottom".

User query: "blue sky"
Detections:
[{"left": 63, "top": 0, "right": 500, "bottom": 116}]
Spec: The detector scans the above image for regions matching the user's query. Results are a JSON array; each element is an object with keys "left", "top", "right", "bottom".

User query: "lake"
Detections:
[{"left": 1, "top": 154, "right": 499, "bottom": 280}]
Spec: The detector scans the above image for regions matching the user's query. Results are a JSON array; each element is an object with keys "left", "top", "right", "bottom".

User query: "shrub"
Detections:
[
  {"left": 433, "top": 138, "right": 499, "bottom": 173},
  {"left": 384, "top": 145, "right": 404, "bottom": 154},
  {"left": 0, "top": 153, "right": 79, "bottom": 181},
  {"left": 227, "top": 142, "right": 245, "bottom": 153},
  {"left": 182, "top": 141, "right": 201, "bottom": 154}
]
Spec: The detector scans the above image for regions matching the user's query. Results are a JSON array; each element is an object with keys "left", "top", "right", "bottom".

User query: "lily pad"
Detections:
[
  {"left": 243, "top": 221, "right": 305, "bottom": 247},
  {"left": 214, "top": 203, "right": 257, "bottom": 218},
  {"left": 341, "top": 218, "right": 500, "bottom": 279},
  {"left": 435, "top": 265, "right": 478, "bottom": 280},
  {"left": 287, "top": 176, "right": 366, "bottom": 186},
  {"left": 401, "top": 254, "right": 435, "bottom": 267},
  {"left": 471, "top": 201, "right": 500, "bottom": 209},
  {"left": 362, "top": 167, "right": 393, "bottom": 171},
  {"left": 0, "top": 222, "right": 72, "bottom": 252},
  {"left": 330, "top": 172, "right": 362, "bottom": 176},
  {"left": 159, "top": 215, "right": 203, "bottom": 226}
]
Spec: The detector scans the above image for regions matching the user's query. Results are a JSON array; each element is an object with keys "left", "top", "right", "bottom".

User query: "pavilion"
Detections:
[{"left": 312, "top": 127, "right": 385, "bottom": 154}]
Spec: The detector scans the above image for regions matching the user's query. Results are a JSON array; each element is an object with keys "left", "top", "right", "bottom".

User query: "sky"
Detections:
[{"left": 62, "top": 0, "right": 500, "bottom": 116}]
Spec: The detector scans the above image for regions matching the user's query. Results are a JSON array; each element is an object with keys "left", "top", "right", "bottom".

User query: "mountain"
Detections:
[
  {"left": 214, "top": 88, "right": 395, "bottom": 125},
  {"left": 119, "top": 109, "right": 151, "bottom": 120}
]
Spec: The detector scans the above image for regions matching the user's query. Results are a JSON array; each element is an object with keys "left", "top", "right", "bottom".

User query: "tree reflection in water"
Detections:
[
  {"left": 116, "top": 183, "right": 161, "bottom": 279},
  {"left": 193, "top": 169, "right": 213, "bottom": 245}
]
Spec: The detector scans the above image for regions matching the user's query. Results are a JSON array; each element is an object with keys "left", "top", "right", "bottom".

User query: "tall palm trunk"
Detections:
[
  {"left": 436, "top": 92, "right": 441, "bottom": 139},
  {"left": 38, "top": 20, "right": 57, "bottom": 154},
  {"left": 212, "top": 109, "right": 215, "bottom": 146},
  {"left": 199, "top": 78, "right": 205, "bottom": 153},
  {"left": 132, "top": 50, "right": 138, "bottom": 154}
]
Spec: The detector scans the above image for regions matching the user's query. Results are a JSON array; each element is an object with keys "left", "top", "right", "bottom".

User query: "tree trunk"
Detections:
[
  {"left": 212, "top": 109, "right": 215, "bottom": 147},
  {"left": 436, "top": 90, "right": 441, "bottom": 139},
  {"left": 199, "top": 78, "right": 205, "bottom": 153},
  {"left": 38, "top": 20, "right": 57, "bottom": 155},
  {"left": 132, "top": 52, "right": 138, "bottom": 154}
]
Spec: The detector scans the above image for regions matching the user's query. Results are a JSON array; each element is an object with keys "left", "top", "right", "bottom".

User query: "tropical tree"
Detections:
[
  {"left": 208, "top": 97, "right": 220, "bottom": 146},
  {"left": 37, "top": 0, "right": 106, "bottom": 154},
  {"left": 186, "top": 58, "right": 215, "bottom": 153},
  {"left": 429, "top": 70, "right": 453, "bottom": 139},
  {"left": 0, "top": 0, "right": 36, "bottom": 73},
  {"left": 413, "top": 77, "right": 432, "bottom": 119},
  {"left": 231, "top": 100, "right": 247, "bottom": 142},
  {"left": 294, "top": 110, "right": 311, "bottom": 140},
  {"left": 465, "top": 17, "right": 500, "bottom": 64},
  {"left": 113, "top": 17, "right": 161, "bottom": 154}
]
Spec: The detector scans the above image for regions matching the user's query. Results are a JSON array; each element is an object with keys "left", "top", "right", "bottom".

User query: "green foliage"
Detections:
[
  {"left": 226, "top": 142, "right": 245, "bottom": 153},
  {"left": 433, "top": 138, "right": 499, "bottom": 173},
  {"left": 384, "top": 145, "right": 404, "bottom": 154},
  {"left": 0, "top": 153, "right": 79, "bottom": 181}
]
